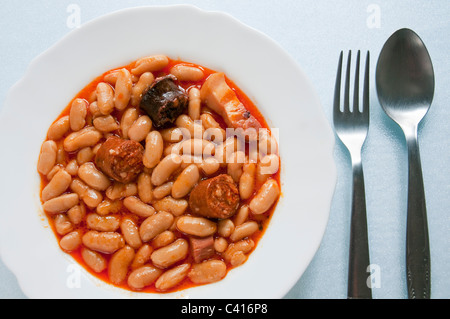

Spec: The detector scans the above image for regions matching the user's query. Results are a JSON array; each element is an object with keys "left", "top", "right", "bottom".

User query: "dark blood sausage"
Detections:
[
  {"left": 189, "top": 236, "right": 215, "bottom": 263},
  {"left": 189, "top": 174, "right": 240, "bottom": 219},
  {"left": 139, "top": 75, "right": 188, "bottom": 129},
  {"left": 95, "top": 136, "right": 144, "bottom": 184}
]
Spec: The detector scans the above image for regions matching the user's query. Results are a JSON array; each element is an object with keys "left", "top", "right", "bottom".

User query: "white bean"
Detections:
[
  {"left": 70, "top": 178, "right": 103, "bottom": 208},
  {"left": 105, "top": 182, "right": 137, "bottom": 200},
  {"left": 198, "top": 157, "right": 220, "bottom": 175},
  {"left": 131, "top": 55, "right": 169, "bottom": 75},
  {"left": 171, "top": 164, "right": 199, "bottom": 198},
  {"left": 127, "top": 265, "right": 163, "bottom": 290},
  {"left": 229, "top": 221, "right": 259, "bottom": 242},
  {"left": 131, "top": 244, "right": 153, "bottom": 270},
  {"left": 152, "top": 196, "right": 188, "bottom": 216},
  {"left": 81, "top": 247, "right": 107, "bottom": 273},
  {"left": 188, "top": 87, "right": 201, "bottom": 121},
  {"left": 120, "top": 108, "right": 139, "bottom": 139},
  {"left": 230, "top": 250, "right": 247, "bottom": 266},
  {"left": 93, "top": 115, "right": 119, "bottom": 132},
  {"left": 63, "top": 127, "right": 102, "bottom": 152},
  {"left": 258, "top": 129, "right": 278, "bottom": 156},
  {"left": 41, "top": 169, "right": 72, "bottom": 201},
  {"left": 114, "top": 68, "right": 132, "bottom": 111},
  {"left": 65, "top": 159, "right": 79, "bottom": 176},
  {"left": 38, "top": 140, "right": 57, "bottom": 175},
  {"left": 128, "top": 115, "right": 152, "bottom": 142},
  {"left": 152, "top": 230, "right": 175, "bottom": 249},
  {"left": 55, "top": 143, "right": 66, "bottom": 165},
  {"left": 188, "top": 260, "right": 226, "bottom": 284},
  {"left": 155, "top": 263, "right": 190, "bottom": 291},
  {"left": 233, "top": 205, "right": 249, "bottom": 226},
  {"left": 175, "top": 114, "right": 203, "bottom": 139},
  {"left": 131, "top": 72, "right": 154, "bottom": 106},
  {"left": 151, "top": 154, "right": 181, "bottom": 186},
  {"left": 46, "top": 164, "right": 62, "bottom": 181},
  {"left": 108, "top": 245, "right": 135, "bottom": 284},
  {"left": 152, "top": 182, "right": 173, "bottom": 200},
  {"left": 42, "top": 193, "right": 79, "bottom": 214},
  {"left": 151, "top": 238, "right": 188, "bottom": 269},
  {"left": 139, "top": 211, "right": 174, "bottom": 242},
  {"left": 170, "top": 64, "right": 204, "bottom": 81},
  {"left": 227, "top": 151, "right": 245, "bottom": 183},
  {"left": 76, "top": 147, "right": 94, "bottom": 165},
  {"left": 96, "top": 82, "right": 115, "bottom": 115},
  {"left": 143, "top": 131, "right": 163, "bottom": 168},
  {"left": 176, "top": 216, "right": 217, "bottom": 237},
  {"left": 214, "top": 237, "right": 228, "bottom": 253},
  {"left": 137, "top": 172, "right": 153, "bottom": 203},
  {"left": 59, "top": 230, "right": 82, "bottom": 252},
  {"left": 47, "top": 116, "right": 70, "bottom": 140},
  {"left": 257, "top": 154, "right": 280, "bottom": 183},
  {"left": 249, "top": 179, "right": 280, "bottom": 214},
  {"left": 54, "top": 213, "right": 73, "bottom": 235},
  {"left": 96, "top": 199, "right": 122, "bottom": 216},
  {"left": 123, "top": 196, "right": 155, "bottom": 218},
  {"left": 200, "top": 113, "right": 221, "bottom": 129},
  {"left": 239, "top": 162, "right": 256, "bottom": 200},
  {"left": 223, "top": 238, "right": 255, "bottom": 262},
  {"left": 217, "top": 219, "right": 235, "bottom": 238},
  {"left": 104, "top": 70, "right": 119, "bottom": 85},
  {"left": 89, "top": 101, "right": 101, "bottom": 117},
  {"left": 82, "top": 230, "right": 125, "bottom": 254},
  {"left": 69, "top": 98, "right": 88, "bottom": 131},
  {"left": 120, "top": 217, "right": 143, "bottom": 249},
  {"left": 86, "top": 213, "right": 120, "bottom": 232},
  {"left": 160, "top": 127, "right": 185, "bottom": 143},
  {"left": 67, "top": 203, "right": 86, "bottom": 225},
  {"left": 78, "top": 162, "right": 111, "bottom": 191}
]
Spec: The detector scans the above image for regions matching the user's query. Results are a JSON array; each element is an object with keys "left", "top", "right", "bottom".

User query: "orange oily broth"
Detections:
[{"left": 39, "top": 57, "right": 280, "bottom": 293}]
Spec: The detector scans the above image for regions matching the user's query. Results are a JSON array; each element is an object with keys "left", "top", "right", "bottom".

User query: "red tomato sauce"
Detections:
[{"left": 39, "top": 57, "right": 280, "bottom": 294}]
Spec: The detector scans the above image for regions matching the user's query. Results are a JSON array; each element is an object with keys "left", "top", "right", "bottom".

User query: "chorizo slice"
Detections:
[
  {"left": 95, "top": 136, "right": 144, "bottom": 184},
  {"left": 188, "top": 174, "right": 240, "bottom": 219}
]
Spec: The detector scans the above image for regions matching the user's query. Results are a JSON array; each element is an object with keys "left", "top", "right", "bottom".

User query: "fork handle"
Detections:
[
  {"left": 348, "top": 159, "right": 372, "bottom": 299},
  {"left": 405, "top": 127, "right": 430, "bottom": 299}
]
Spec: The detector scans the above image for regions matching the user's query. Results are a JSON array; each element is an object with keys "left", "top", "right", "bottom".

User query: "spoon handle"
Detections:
[
  {"left": 347, "top": 159, "right": 372, "bottom": 299},
  {"left": 405, "top": 127, "right": 431, "bottom": 299}
]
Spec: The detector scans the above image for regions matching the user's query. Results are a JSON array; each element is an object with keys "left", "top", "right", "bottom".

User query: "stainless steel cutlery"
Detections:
[
  {"left": 333, "top": 50, "right": 372, "bottom": 299},
  {"left": 334, "top": 28, "right": 434, "bottom": 299},
  {"left": 376, "top": 28, "right": 433, "bottom": 299}
]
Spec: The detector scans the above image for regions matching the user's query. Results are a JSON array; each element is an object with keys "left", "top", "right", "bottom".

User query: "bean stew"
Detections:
[{"left": 37, "top": 55, "right": 281, "bottom": 293}]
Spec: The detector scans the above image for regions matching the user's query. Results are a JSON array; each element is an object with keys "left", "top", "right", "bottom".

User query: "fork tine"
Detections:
[
  {"left": 353, "top": 50, "right": 361, "bottom": 113},
  {"left": 333, "top": 51, "right": 343, "bottom": 118},
  {"left": 362, "top": 51, "right": 370, "bottom": 117},
  {"left": 343, "top": 51, "right": 352, "bottom": 113}
]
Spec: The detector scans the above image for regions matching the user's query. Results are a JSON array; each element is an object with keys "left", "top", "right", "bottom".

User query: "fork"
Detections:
[{"left": 333, "top": 50, "right": 372, "bottom": 299}]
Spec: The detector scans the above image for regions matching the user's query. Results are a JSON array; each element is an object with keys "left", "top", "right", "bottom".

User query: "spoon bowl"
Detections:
[
  {"left": 376, "top": 28, "right": 434, "bottom": 126},
  {"left": 376, "top": 28, "right": 434, "bottom": 299}
]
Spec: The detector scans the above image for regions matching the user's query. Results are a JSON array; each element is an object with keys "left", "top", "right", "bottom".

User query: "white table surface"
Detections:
[{"left": 0, "top": 0, "right": 449, "bottom": 299}]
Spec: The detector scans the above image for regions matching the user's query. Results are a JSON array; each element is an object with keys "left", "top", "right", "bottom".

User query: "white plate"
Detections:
[{"left": 0, "top": 5, "right": 336, "bottom": 299}]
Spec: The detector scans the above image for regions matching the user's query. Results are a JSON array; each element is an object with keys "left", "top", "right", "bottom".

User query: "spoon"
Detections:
[{"left": 376, "top": 28, "right": 434, "bottom": 299}]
